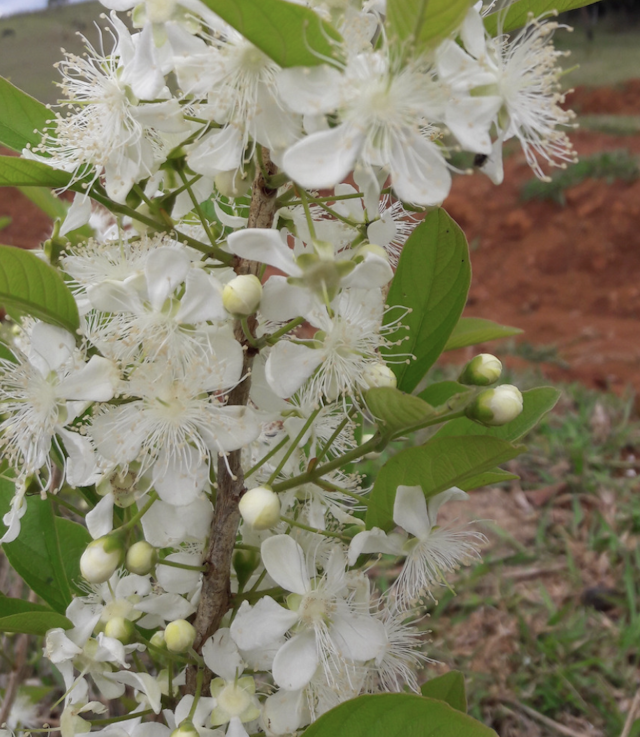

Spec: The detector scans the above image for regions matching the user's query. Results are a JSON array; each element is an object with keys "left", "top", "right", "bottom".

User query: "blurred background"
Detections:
[{"left": 0, "top": 2, "right": 639, "bottom": 735}]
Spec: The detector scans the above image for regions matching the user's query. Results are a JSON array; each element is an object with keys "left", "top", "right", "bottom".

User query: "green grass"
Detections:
[{"left": 520, "top": 149, "right": 640, "bottom": 205}]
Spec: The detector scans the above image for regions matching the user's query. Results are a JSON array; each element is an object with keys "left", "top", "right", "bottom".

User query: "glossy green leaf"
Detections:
[
  {"left": 383, "top": 209, "right": 471, "bottom": 393},
  {"left": 387, "top": 0, "right": 473, "bottom": 50},
  {"left": 302, "top": 693, "right": 496, "bottom": 737},
  {"left": 0, "top": 245, "right": 79, "bottom": 333},
  {"left": 417, "top": 381, "right": 469, "bottom": 408},
  {"left": 444, "top": 317, "right": 523, "bottom": 351},
  {"left": 366, "top": 435, "right": 523, "bottom": 530},
  {"left": 0, "top": 156, "right": 71, "bottom": 189},
  {"left": 0, "top": 598, "right": 71, "bottom": 635},
  {"left": 420, "top": 671, "right": 467, "bottom": 712},
  {"left": 199, "top": 0, "right": 342, "bottom": 68},
  {"left": 0, "top": 78, "right": 50, "bottom": 153},
  {"left": 0, "top": 479, "right": 74, "bottom": 613},
  {"left": 434, "top": 387, "right": 561, "bottom": 442},
  {"left": 365, "top": 387, "right": 434, "bottom": 435},
  {"left": 484, "top": 0, "right": 601, "bottom": 35},
  {"left": 459, "top": 468, "right": 519, "bottom": 491}
]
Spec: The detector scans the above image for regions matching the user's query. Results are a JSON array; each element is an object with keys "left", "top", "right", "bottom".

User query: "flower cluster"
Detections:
[{"left": 0, "top": 0, "right": 572, "bottom": 733}]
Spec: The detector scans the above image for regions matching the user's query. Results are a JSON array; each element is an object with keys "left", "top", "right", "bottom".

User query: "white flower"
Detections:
[
  {"left": 230, "top": 536, "right": 387, "bottom": 691},
  {"left": 279, "top": 52, "right": 451, "bottom": 205}
]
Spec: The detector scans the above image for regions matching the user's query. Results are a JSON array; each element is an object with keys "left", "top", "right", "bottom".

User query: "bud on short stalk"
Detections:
[
  {"left": 170, "top": 720, "right": 200, "bottom": 737},
  {"left": 363, "top": 362, "right": 397, "bottom": 389},
  {"left": 222, "top": 274, "right": 263, "bottom": 316},
  {"left": 465, "top": 384, "right": 524, "bottom": 426},
  {"left": 104, "top": 616, "right": 135, "bottom": 645},
  {"left": 233, "top": 548, "right": 260, "bottom": 589},
  {"left": 459, "top": 354, "right": 503, "bottom": 386},
  {"left": 164, "top": 619, "right": 196, "bottom": 653},
  {"left": 239, "top": 486, "right": 281, "bottom": 530},
  {"left": 80, "top": 535, "right": 125, "bottom": 584},
  {"left": 126, "top": 541, "right": 158, "bottom": 575}
]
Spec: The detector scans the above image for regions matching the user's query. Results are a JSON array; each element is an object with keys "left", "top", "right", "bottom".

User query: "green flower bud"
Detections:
[
  {"left": 164, "top": 619, "right": 196, "bottom": 653},
  {"left": 80, "top": 535, "right": 125, "bottom": 584},
  {"left": 465, "top": 384, "right": 524, "bottom": 426},
  {"left": 233, "top": 548, "right": 260, "bottom": 590},
  {"left": 239, "top": 486, "right": 281, "bottom": 530},
  {"left": 126, "top": 541, "right": 158, "bottom": 575},
  {"left": 104, "top": 616, "right": 135, "bottom": 645},
  {"left": 222, "top": 274, "right": 263, "bottom": 316},
  {"left": 459, "top": 354, "right": 503, "bottom": 386},
  {"left": 362, "top": 362, "right": 397, "bottom": 389},
  {"left": 170, "top": 720, "right": 200, "bottom": 737}
]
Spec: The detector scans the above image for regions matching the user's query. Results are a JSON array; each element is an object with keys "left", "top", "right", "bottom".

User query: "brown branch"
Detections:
[{"left": 185, "top": 149, "right": 279, "bottom": 693}]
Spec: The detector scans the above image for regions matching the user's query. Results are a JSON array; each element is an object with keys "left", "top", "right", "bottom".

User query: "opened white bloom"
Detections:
[
  {"left": 279, "top": 52, "right": 450, "bottom": 205},
  {"left": 0, "top": 322, "right": 118, "bottom": 510},
  {"left": 230, "top": 535, "right": 386, "bottom": 691}
]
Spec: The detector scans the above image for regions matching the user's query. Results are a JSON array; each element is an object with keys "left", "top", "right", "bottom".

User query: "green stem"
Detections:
[
  {"left": 234, "top": 586, "right": 284, "bottom": 603},
  {"left": 157, "top": 558, "right": 208, "bottom": 572},
  {"left": 280, "top": 515, "right": 350, "bottom": 542},
  {"left": 244, "top": 434, "right": 290, "bottom": 480},
  {"left": 272, "top": 433, "right": 385, "bottom": 494},
  {"left": 267, "top": 408, "right": 321, "bottom": 485},
  {"left": 132, "top": 183, "right": 155, "bottom": 209},
  {"left": 115, "top": 492, "right": 158, "bottom": 532},
  {"left": 177, "top": 167, "right": 218, "bottom": 246},
  {"left": 314, "top": 410, "right": 356, "bottom": 463},
  {"left": 318, "top": 479, "right": 370, "bottom": 506},
  {"left": 315, "top": 200, "right": 360, "bottom": 228},
  {"left": 48, "top": 492, "right": 84, "bottom": 517},
  {"left": 264, "top": 316, "right": 305, "bottom": 346},
  {"left": 241, "top": 317, "right": 260, "bottom": 348},
  {"left": 188, "top": 667, "right": 204, "bottom": 719},
  {"left": 390, "top": 409, "right": 466, "bottom": 440},
  {"left": 297, "top": 187, "right": 317, "bottom": 241},
  {"left": 89, "top": 710, "right": 154, "bottom": 725}
]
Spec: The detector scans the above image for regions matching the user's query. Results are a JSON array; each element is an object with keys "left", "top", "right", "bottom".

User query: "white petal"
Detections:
[
  {"left": 330, "top": 612, "right": 387, "bottom": 662},
  {"left": 134, "top": 99, "right": 188, "bottom": 134},
  {"left": 393, "top": 485, "right": 432, "bottom": 540},
  {"left": 86, "top": 493, "right": 115, "bottom": 539},
  {"left": 187, "top": 126, "right": 244, "bottom": 177},
  {"left": 57, "top": 428, "right": 100, "bottom": 488},
  {"left": 389, "top": 133, "right": 451, "bottom": 206},
  {"left": 261, "top": 535, "right": 310, "bottom": 595},
  {"left": 227, "top": 229, "right": 298, "bottom": 276},
  {"left": 214, "top": 201, "right": 248, "bottom": 229},
  {"left": 87, "top": 280, "right": 144, "bottom": 314},
  {"left": 126, "top": 23, "right": 165, "bottom": 100},
  {"left": 479, "top": 136, "right": 505, "bottom": 185},
  {"left": 104, "top": 671, "right": 162, "bottom": 714},
  {"left": 260, "top": 276, "right": 314, "bottom": 323},
  {"left": 226, "top": 717, "right": 249, "bottom": 737},
  {"left": 263, "top": 688, "right": 306, "bottom": 735},
  {"left": 461, "top": 4, "right": 489, "bottom": 60},
  {"left": 29, "top": 322, "right": 75, "bottom": 374},
  {"left": 175, "top": 269, "right": 225, "bottom": 324},
  {"left": 202, "top": 628, "right": 244, "bottom": 682},
  {"left": 230, "top": 598, "right": 299, "bottom": 651},
  {"left": 341, "top": 251, "right": 393, "bottom": 289},
  {"left": 135, "top": 593, "right": 196, "bottom": 621},
  {"left": 283, "top": 123, "right": 363, "bottom": 190},
  {"left": 156, "top": 552, "right": 202, "bottom": 594},
  {"left": 265, "top": 342, "right": 324, "bottom": 399},
  {"left": 145, "top": 247, "right": 190, "bottom": 311},
  {"left": 347, "top": 527, "right": 402, "bottom": 565},
  {"left": 60, "top": 194, "right": 92, "bottom": 237},
  {"left": 272, "top": 630, "right": 318, "bottom": 691},
  {"left": 152, "top": 445, "right": 208, "bottom": 507},
  {"left": 140, "top": 497, "right": 213, "bottom": 548},
  {"left": 277, "top": 65, "right": 343, "bottom": 116},
  {"left": 445, "top": 95, "right": 502, "bottom": 155},
  {"left": 199, "top": 405, "right": 260, "bottom": 453},
  {"left": 57, "top": 356, "right": 118, "bottom": 402},
  {"left": 425, "top": 486, "right": 468, "bottom": 527},
  {"left": 367, "top": 216, "right": 396, "bottom": 249}
]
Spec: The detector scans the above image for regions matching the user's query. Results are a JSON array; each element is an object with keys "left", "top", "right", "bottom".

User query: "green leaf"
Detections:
[
  {"left": 366, "top": 435, "right": 524, "bottom": 530},
  {"left": 199, "top": 0, "right": 342, "bottom": 68},
  {"left": 387, "top": 0, "right": 473, "bottom": 51},
  {"left": 0, "top": 342, "right": 16, "bottom": 362},
  {"left": 383, "top": 209, "right": 471, "bottom": 393},
  {"left": 484, "top": 0, "right": 601, "bottom": 35},
  {"left": 0, "top": 78, "right": 51, "bottom": 153},
  {"left": 418, "top": 381, "right": 469, "bottom": 407},
  {"left": 302, "top": 693, "right": 496, "bottom": 737},
  {"left": 0, "top": 156, "right": 72, "bottom": 189},
  {"left": 365, "top": 387, "right": 434, "bottom": 435},
  {"left": 0, "top": 216, "right": 11, "bottom": 231},
  {"left": 420, "top": 671, "right": 467, "bottom": 712},
  {"left": 0, "top": 479, "right": 74, "bottom": 613},
  {"left": 434, "top": 387, "right": 561, "bottom": 442},
  {"left": 0, "top": 245, "right": 80, "bottom": 333},
  {"left": 0, "top": 598, "right": 71, "bottom": 635},
  {"left": 56, "top": 517, "right": 92, "bottom": 596},
  {"left": 459, "top": 468, "right": 519, "bottom": 491},
  {"left": 17, "top": 187, "right": 68, "bottom": 221},
  {"left": 444, "top": 317, "right": 523, "bottom": 352}
]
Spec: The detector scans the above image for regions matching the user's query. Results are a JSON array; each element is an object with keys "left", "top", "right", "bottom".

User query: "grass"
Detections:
[{"left": 520, "top": 149, "right": 640, "bottom": 205}]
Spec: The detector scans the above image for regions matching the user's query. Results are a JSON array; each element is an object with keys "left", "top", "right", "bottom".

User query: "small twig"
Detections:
[
  {"left": 620, "top": 687, "right": 640, "bottom": 737},
  {"left": 502, "top": 699, "right": 589, "bottom": 737}
]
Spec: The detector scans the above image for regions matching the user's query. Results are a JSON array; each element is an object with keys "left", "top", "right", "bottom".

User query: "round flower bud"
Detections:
[
  {"left": 233, "top": 548, "right": 260, "bottom": 590},
  {"left": 465, "top": 384, "right": 524, "bottom": 426},
  {"left": 222, "top": 274, "right": 263, "bottom": 316},
  {"left": 239, "top": 486, "right": 281, "bottom": 530},
  {"left": 164, "top": 619, "right": 196, "bottom": 653},
  {"left": 80, "top": 535, "right": 125, "bottom": 584},
  {"left": 362, "top": 363, "right": 397, "bottom": 390},
  {"left": 170, "top": 720, "right": 200, "bottom": 737},
  {"left": 150, "top": 630, "right": 167, "bottom": 650},
  {"left": 459, "top": 354, "right": 503, "bottom": 386},
  {"left": 126, "top": 541, "right": 158, "bottom": 575},
  {"left": 104, "top": 616, "right": 135, "bottom": 645}
]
